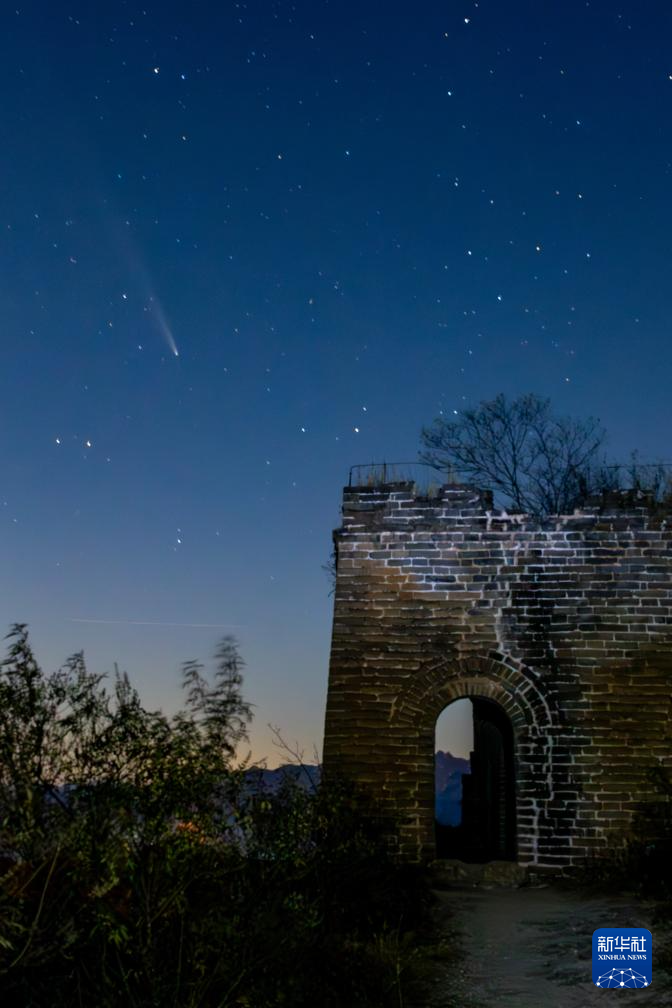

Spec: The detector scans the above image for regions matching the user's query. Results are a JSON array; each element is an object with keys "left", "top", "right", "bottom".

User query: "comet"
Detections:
[{"left": 148, "top": 294, "right": 179, "bottom": 356}]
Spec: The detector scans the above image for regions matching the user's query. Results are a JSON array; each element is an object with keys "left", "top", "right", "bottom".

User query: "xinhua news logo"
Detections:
[{"left": 592, "top": 928, "right": 652, "bottom": 988}]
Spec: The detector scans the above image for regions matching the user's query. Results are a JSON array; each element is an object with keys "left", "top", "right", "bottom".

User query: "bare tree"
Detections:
[{"left": 419, "top": 393, "right": 606, "bottom": 515}]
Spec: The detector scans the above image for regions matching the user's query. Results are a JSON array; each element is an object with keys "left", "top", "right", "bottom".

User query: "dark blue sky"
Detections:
[{"left": 3, "top": 1, "right": 671, "bottom": 762}]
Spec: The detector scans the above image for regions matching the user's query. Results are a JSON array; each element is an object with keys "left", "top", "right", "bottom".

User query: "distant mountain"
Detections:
[
  {"left": 435, "top": 751, "right": 471, "bottom": 827},
  {"left": 244, "top": 764, "right": 320, "bottom": 794},
  {"left": 435, "top": 751, "right": 470, "bottom": 790}
]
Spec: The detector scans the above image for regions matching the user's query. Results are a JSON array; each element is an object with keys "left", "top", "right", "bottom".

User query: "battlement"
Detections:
[{"left": 342, "top": 481, "right": 670, "bottom": 531}]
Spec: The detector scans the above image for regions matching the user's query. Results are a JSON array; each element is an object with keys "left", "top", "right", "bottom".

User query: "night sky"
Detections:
[{"left": 3, "top": 1, "right": 672, "bottom": 764}]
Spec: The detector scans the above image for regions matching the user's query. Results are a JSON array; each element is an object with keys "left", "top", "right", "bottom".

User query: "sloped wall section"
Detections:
[{"left": 322, "top": 482, "right": 672, "bottom": 867}]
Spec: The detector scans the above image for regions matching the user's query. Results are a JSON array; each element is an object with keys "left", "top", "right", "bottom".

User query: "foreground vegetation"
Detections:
[{"left": 0, "top": 624, "right": 431, "bottom": 1007}]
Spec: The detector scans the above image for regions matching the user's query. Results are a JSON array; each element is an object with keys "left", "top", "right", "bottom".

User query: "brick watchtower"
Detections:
[{"left": 323, "top": 478, "right": 672, "bottom": 867}]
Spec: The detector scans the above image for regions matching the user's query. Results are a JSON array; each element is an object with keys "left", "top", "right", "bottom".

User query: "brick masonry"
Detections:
[{"left": 322, "top": 481, "right": 672, "bottom": 867}]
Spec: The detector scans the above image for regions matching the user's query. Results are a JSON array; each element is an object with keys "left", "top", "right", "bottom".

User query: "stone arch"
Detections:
[
  {"left": 388, "top": 655, "right": 561, "bottom": 863},
  {"left": 391, "top": 654, "right": 552, "bottom": 734}
]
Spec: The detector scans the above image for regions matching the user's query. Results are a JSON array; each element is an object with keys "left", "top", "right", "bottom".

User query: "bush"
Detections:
[{"left": 0, "top": 625, "right": 430, "bottom": 1007}]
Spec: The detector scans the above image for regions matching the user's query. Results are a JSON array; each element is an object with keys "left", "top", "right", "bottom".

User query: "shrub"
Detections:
[{"left": 0, "top": 625, "right": 430, "bottom": 1007}]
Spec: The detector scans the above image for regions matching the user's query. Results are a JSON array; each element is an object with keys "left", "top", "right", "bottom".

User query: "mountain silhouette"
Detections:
[{"left": 435, "top": 750, "right": 471, "bottom": 826}]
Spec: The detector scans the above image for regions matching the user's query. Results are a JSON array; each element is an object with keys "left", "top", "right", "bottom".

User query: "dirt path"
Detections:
[{"left": 424, "top": 885, "right": 672, "bottom": 1007}]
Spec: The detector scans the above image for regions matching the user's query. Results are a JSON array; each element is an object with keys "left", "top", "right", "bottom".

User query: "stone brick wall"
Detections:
[{"left": 323, "top": 481, "right": 672, "bottom": 867}]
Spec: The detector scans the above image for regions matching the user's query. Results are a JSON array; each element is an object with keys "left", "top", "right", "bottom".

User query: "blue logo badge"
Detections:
[{"left": 592, "top": 927, "right": 652, "bottom": 987}]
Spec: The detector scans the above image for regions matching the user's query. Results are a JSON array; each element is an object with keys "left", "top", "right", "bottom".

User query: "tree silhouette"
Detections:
[{"left": 420, "top": 392, "right": 606, "bottom": 515}]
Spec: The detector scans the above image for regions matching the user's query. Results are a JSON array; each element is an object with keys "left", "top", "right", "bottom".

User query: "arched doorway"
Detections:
[
  {"left": 388, "top": 656, "right": 550, "bottom": 863},
  {"left": 435, "top": 696, "right": 516, "bottom": 862}
]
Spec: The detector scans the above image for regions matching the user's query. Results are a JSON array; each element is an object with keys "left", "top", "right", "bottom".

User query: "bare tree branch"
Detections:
[{"left": 419, "top": 393, "right": 607, "bottom": 515}]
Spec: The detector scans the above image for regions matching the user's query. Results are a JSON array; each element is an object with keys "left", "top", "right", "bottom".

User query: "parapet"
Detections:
[{"left": 341, "top": 480, "right": 670, "bottom": 533}]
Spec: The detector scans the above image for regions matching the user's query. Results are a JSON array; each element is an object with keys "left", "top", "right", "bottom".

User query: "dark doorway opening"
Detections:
[{"left": 435, "top": 697, "right": 516, "bottom": 862}]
